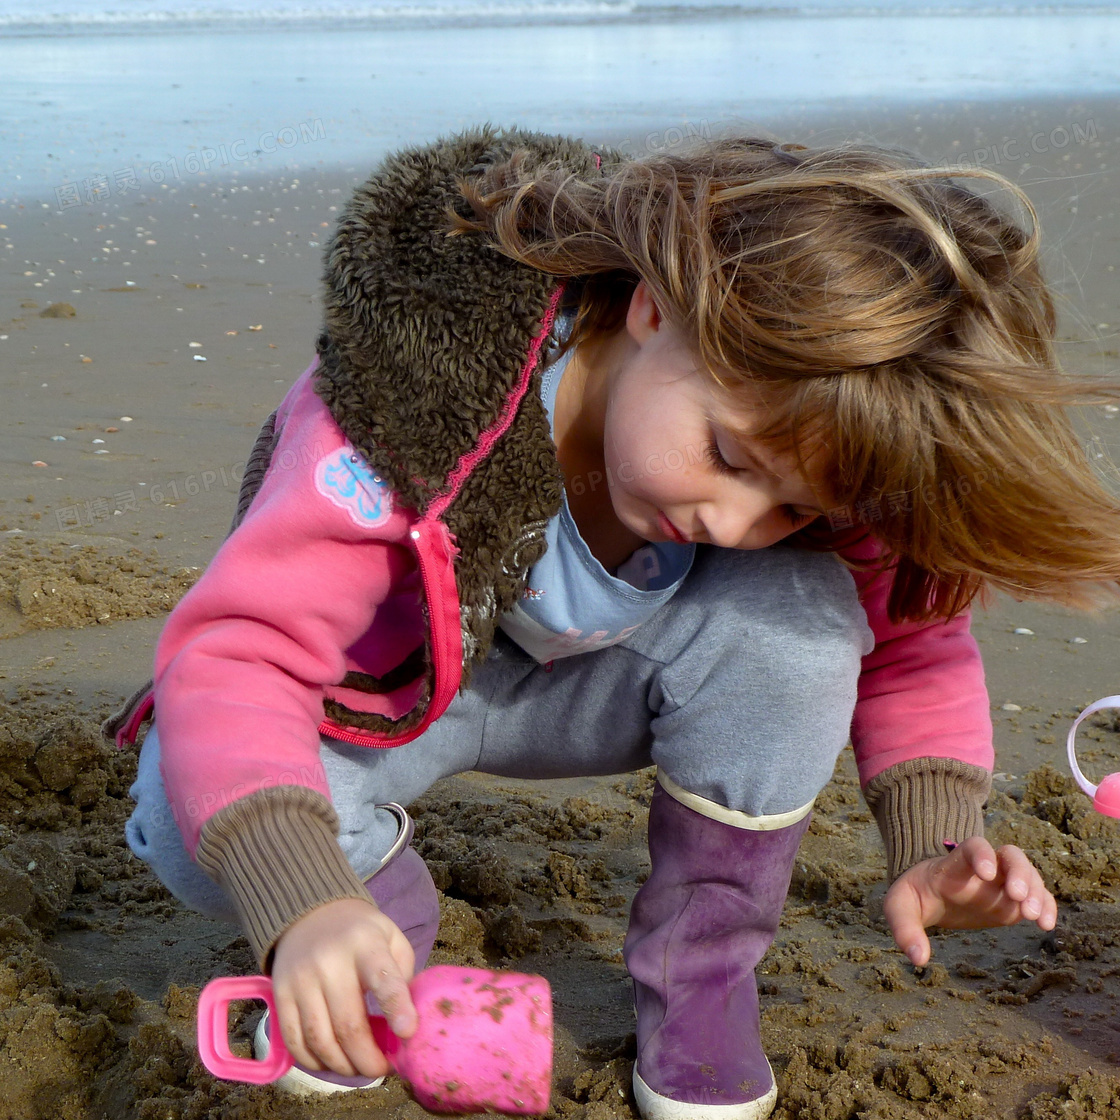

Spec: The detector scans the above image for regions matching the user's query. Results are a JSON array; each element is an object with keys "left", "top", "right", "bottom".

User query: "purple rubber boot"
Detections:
[
  {"left": 254, "top": 804, "right": 441, "bottom": 1095},
  {"left": 624, "top": 781, "right": 810, "bottom": 1120}
]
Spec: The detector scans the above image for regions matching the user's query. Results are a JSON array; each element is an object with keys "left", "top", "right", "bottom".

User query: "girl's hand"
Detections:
[
  {"left": 269, "top": 897, "right": 417, "bottom": 1079},
  {"left": 882, "top": 837, "right": 1057, "bottom": 968}
]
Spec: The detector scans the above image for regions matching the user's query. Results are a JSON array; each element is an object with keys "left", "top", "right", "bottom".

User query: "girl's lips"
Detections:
[{"left": 658, "top": 511, "right": 689, "bottom": 544}]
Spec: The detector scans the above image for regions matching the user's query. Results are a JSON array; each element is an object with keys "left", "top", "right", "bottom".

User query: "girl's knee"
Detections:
[
  {"left": 693, "top": 547, "right": 873, "bottom": 675},
  {"left": 752, "top": 548, "right": 870, "bottom": 644}
]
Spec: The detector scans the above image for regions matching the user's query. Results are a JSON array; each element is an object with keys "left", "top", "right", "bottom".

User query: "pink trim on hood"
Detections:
[{"left": 427, "top": 285, "right": 564, "bottom": 522}]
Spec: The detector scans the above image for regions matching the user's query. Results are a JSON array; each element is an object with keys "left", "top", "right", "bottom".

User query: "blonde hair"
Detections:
[{"left": 448, "top": 137, "right": 1120, "bottom": 623}]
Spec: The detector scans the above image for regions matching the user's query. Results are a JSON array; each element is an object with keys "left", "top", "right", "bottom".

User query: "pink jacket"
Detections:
[{"left": 149, "top": 362, "right": 993, "bottom": 856}]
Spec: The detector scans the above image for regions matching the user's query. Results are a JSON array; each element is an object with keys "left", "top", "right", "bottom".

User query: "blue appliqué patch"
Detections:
[{"left": 314, "top": 446, "right": 393, "bottom": 529}]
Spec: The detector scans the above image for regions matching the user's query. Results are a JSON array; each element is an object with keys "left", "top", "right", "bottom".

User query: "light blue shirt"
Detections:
[{"left": 496, "top": 318, "right": 696, "bottom": 662}]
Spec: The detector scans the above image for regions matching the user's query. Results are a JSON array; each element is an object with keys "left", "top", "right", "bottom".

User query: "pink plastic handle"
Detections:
[{"left": 197, "top": 975, "right": 293, "bottom": 1084}]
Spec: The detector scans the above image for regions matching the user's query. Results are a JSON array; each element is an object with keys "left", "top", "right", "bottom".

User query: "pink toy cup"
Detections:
[
  {"left": 1067, "top": 695, "right": 1120, "bottom": 817},
  {"left": 197, "top": 963, "right": 553, "bottom": 1115}
]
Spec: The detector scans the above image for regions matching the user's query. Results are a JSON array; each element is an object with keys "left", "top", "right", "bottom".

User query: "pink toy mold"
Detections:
[{"left": 197, "top": 963, "right": 553, "bottom": 1115}]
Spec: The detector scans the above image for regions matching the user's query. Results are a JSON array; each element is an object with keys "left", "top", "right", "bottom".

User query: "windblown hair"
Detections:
[{"left": 447, "top": 136, "right": 1120, "bottom": 623}]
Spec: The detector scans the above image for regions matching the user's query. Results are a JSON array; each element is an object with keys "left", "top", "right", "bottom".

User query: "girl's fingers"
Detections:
[
  {"left": 882, "top": 882, "right": 933, "bottom": 967},
  {"left": 295, "top": 987, "right": 359, "bottom": 1076},
  {"left": 321, "top": 976, "right": 390, "bottom": 1079},
  {"left": 947, "top": 843, "right": 1058, "bottom": 931},
  {"left": 995, "top": 845, "right": 1036, "bottom": 902},
  {"left": 358, "top": 951, "right": 417, "bottom": 1039},
  {"left": 957, "top": 836, "right": 998, "bottom": 881},
  {"left": 1040, "top": 891, "right": 1059, "bottom": 931},
  {"left": 995, "top": 845, "right": 1057, "bottom": 925},
  {"left": 273, "top": 986, "right": 318, "bottom": 1070}
]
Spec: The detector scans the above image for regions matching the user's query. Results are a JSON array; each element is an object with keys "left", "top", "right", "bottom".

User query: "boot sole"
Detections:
[
  {"left": 633, "top": 1064, "right": 777, "bottom": 1120},
  {"left": 253, "top": 1012, "right": 385, "bottom": 1096}
]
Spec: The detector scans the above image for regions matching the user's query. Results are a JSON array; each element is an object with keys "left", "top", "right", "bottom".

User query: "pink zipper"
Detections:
[
  {"left": 325, "top": 287, "right": 564, "bottom": 749},
  {"left": 318, "top": 516, "right": 462, "bottom": 748},
  {"left": 316, "top": 721, "right": 397, "bottom": 747}
]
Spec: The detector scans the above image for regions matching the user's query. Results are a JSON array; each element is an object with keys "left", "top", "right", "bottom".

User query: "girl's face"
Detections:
[{"left": 597, "top": 283, "right": 827, "bottom": 551}]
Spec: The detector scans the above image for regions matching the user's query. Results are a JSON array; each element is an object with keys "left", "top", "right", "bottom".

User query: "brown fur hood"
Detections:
[{"left": 313, "top": 125, "right": 618, "bottom": 684}]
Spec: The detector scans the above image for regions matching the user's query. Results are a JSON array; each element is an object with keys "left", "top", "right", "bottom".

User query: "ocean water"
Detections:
[
  {"left": 2, "top": 0, "right": 1119, "bottom": 34},
  {"left": 2, "top": 0, "right": 1119, "bottom": 202}
]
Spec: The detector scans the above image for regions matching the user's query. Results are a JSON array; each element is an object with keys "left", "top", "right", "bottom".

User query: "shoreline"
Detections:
[{"left": 4, "top": 12, "right": 1120, "bottom": 198}]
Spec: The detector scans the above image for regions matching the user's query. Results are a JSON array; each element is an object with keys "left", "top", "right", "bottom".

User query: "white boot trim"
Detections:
[
  {"left": 633, "top": 1065, "right": 778, "bottom": 1120},
  {"left": 656, "top": 770, "right": 813, "bottom": 832}
]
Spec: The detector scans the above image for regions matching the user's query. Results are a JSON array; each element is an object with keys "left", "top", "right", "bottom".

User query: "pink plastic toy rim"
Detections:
[
  {"left": 1066, "top": 695, "right": 1120, "bottom": 799},
  {"left": 197, "top": 975, "right": 293, "bottom": 1084}
]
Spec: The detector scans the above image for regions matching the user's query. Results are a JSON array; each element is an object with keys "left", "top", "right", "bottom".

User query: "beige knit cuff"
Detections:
[
  {"left": 863, "top": 758, "right": 992, "bottom": 882},
  {"left": 195, "top": 785, "right": 376, "bottom": 972}
]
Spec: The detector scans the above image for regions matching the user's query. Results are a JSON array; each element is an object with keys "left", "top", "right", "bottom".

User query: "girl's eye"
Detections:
[
  {"left": 781, "top": 506, "right": 818, "bottom": 527},
  {"left": 706, "top": 438, "right": 819, "bottom": 528},
  {"left": 705, "top": 440, "right": 817, "bottom": 528},
  {"left": 703, "top": 438, "right": 737, "bottom": 476}
]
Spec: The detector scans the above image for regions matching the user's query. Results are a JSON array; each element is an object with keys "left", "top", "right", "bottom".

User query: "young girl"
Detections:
[{"left": 113, "top": 126, "right": 1120, "bottom": 1120}]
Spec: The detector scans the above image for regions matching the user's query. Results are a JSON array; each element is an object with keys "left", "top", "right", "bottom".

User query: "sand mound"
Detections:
[{"left": 0, "top": 538, "right": 198, "bottom": 638}]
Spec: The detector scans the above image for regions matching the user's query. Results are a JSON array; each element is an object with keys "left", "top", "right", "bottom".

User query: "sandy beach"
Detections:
[{"left": 3, "top": 79, "right": 1120, "bottom": 1119}]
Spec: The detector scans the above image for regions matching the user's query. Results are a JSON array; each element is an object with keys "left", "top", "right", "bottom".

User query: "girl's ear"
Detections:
[{"left": 626, "top": 279, "right": 662, "bottom": 344}]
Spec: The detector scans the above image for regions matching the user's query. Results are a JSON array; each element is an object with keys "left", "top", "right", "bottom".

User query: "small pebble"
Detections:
[
  {"left": 249, "top": 324, "right": 263, "bottom": 331},
  {"left": 1013, "top": 627, "right": 1034, "bottom": 636},
  {"left": 225, "top": 329, "right": 238, "bottom": 335},
  {"left": 193, "top": 354, "right": 207, "bottom": 361},
  {"left": 120, "top": 416, "right": 133, "bottom": 422},
  {"left": 1001, "top": 703, "right": 1022, "bottom": 712},
  {"left": 92, "top": 438, "right": 104, "bottom": 444},
  {"left": 1069, "top": 637, "right": 1088, "bottom": 644},
  {"left": 50, "top": 435, "right": 66, "bottom": 441},
  {"left": 80, "top": 356, "right": 92, "bottom": 363},
  {"left": 105, "top": 426, "right": 119, "bottom": 433},
  {"left": 31, "top": 460, "right": 47, "bottom": 467},
  {"left": 125, "top": 280, "right": 136, "bottom": 286},
  {"left": 189, "top": 341, "right": 202, "bottom": 348}
]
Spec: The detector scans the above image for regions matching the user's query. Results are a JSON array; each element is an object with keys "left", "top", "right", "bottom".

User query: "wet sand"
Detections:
[{"left": 2, "top": 95, "right": 1120, "bottom": 1119}]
